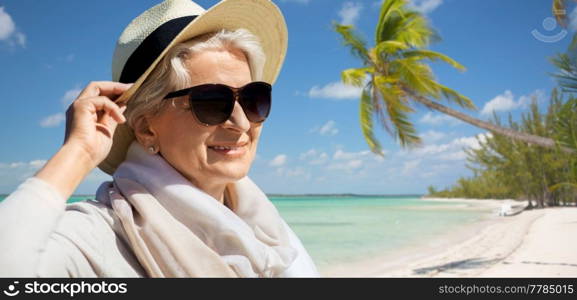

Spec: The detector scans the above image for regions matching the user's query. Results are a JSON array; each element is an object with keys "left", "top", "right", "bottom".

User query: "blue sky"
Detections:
[{"left": 0, "top": 0, "right": 575, "bottom": 195}]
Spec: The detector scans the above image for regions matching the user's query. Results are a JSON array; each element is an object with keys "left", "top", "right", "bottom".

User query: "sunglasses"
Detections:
[{"left": 163, "top": 81, "right": 272, "bottom": 126}]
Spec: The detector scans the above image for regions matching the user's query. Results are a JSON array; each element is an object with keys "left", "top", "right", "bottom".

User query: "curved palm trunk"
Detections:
[{"left": 407, "top": 91, "right": 576, "bottom": 154}]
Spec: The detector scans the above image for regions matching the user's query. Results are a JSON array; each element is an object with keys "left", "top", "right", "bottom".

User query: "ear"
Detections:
[{"left": 133, "top": 115, "right": 158, "bottom": 147}]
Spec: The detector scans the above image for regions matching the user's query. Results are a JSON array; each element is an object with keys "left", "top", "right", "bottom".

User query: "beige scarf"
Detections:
[{"left": 96, "top": 142, "right": 304, "bottom": 277}]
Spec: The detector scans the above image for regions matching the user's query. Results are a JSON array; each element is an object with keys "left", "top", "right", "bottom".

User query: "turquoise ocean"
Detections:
[{"left": 0, "top": 194, "right": 493, "bottom": 273}]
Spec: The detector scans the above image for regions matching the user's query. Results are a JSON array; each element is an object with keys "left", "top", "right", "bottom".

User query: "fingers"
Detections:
[
  {"left": 78, "top": 81, "right": 133, "bottom": 100},
  {"left": 87, "top": 96, "right": 127, "bottom": 124},
  {"left": 103, "top": 106, "right": 127, "bottom": 135}
]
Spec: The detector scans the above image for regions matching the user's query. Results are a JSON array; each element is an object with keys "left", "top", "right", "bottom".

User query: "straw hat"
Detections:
[{"left": 98, "top": 0, "right": 288, "bottom": 175}]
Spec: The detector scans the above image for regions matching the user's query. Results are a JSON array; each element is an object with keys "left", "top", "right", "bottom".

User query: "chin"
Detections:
[{"left": 213, "top": 164, "right": 251, "bottom": 181}]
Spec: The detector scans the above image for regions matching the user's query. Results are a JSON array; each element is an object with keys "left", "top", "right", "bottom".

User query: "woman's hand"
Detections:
[
  {"left": 64, "top": 81, "right": 131, "bottom": 168},
  {"left": 35, "top": 81, "right": 131, "bottom": 200}
]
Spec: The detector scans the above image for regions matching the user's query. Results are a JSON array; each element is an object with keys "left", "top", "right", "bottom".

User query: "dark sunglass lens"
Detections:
[
  {"left": 188, "top": 85, "right": 234, "bottom": 125},
  {"left": 240, "top": 82, "right": 271, "bottom": 122}
]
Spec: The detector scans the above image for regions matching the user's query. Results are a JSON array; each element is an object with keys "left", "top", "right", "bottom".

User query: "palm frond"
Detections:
[
  {"left": 391, "top": 57, "right": 438, "bottom": 97},
  {"left": 429, "top": 81, "right": 477, "bottom": 110},
  {"left": 401, "top": 49, "right": 466, "bottom": 71},
  {"left": 376, "top": 0, "right": 407, "bottom": 43},
  {"left": 371, "top": 75, "right": 396, "bottom": 136},
  {"left": 550, "top": 53, "right": 577, "bottom": 92},
  {"left": 341, "top": 67, "right": 373, "bottom": 87},
  {"left": 394, "top": 11, "right": 438, "bottom": 48},
  {"left": 360, "top": 83, "right": 385, "bottom": 155},
  {"left": 374, "top": 40, "right": 409, "bottom": 56},
  {"left": 554, "top": 98, "right": 577, "bottom": 151},
  {"left": 334, "top": 23, "right": 371, "bottom": 63},
  {"left": 374, "top": 77, "right": 421, "bottom": 148}
]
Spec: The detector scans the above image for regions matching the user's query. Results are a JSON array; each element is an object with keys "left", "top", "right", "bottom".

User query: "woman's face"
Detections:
[{"left": 140, "top": 48, "right": 262, "bottom": 189}]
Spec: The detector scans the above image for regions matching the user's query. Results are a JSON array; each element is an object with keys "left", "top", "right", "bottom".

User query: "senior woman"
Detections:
[{"left": 0, "top": 0, "right": 318, "bottom": 277}]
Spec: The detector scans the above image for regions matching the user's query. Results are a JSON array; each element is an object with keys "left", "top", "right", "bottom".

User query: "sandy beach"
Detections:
[{"left": 322, "top": 198, "right": 577, "bottom": 277}]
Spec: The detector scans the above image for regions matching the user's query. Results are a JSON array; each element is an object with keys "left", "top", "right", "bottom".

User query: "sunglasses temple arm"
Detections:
[{"left": 164, "top": 88, "right": 192, "bottom": 99}]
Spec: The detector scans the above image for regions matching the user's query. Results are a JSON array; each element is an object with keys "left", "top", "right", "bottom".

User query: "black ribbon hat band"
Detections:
[{"left": 119, "top": 15, "right": 198, "bottom": 84}]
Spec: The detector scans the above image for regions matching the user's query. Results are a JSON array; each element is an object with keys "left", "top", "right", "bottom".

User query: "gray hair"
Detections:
[{"left": 125, "top": 28, "right": 266, "bottom": 129}]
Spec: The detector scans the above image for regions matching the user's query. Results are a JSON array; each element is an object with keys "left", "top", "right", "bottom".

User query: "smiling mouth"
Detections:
[
  {"left": 208, "top": 145, "right": 243, "bottom": 150},
  {"left": 207, "top": 143, "right": 248, "bottom": 157}
]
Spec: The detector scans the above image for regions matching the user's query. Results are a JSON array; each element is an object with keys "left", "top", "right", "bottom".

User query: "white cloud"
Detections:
[
  {"left": 338, "top": 2, "right": 363, "bottom": 26},
  {"left": 274, "top": 166, "right": 312, "bottom": 180},
  {"left": 0, "top": 159, "right": 113, "bottom": 194},
  {"left": 61, "top": 87, "right": 82, "bottom": 107},
  {"left": 450, "top": 134, "right": 492, "bottom": 150},
  {"left": 437, "top": 151, "right": 467, "bottom": 161},
  {"left": 308, "top": 81, "right": 362, "bottom": 100},
  {"left": 14, "top": 32, "right": 25, "bottom": 47},
  {"left": 408, "top": 0, "right": 443, "bottom": 14},
  {"left": 327, "top": 159, "right": 363, "bottom": 171},
  {"left": 518, "top": 89, "right": 545, "bottom": 107},
  {"left": 40, "top": 87, "right": 82, "bottom": 128},
  {"left": 320, "top": 120, "right": 339, "bottom": 136},
  {"left": 480, "top": 90, "right": 517, "bottom": 116},
  {"left": 285, "top": 167, "right": 311, "bottom": 179},
  {"left": 0, "top": 7, "right": 15, "bottom": 40},
  {"left": 480, "top": 90, "right": 544, "bottom": 116},
  {"left": 310, "top": 120, "right": 339, "bottom": 136},
  {"left": 269, "top": 154, "right": 287, "bottom": 167},
  {"left": 0, "top": 159, "right": 48, "bottom": 182},
  {"left": 419, "top": 130, "right": 446, "bottom": 143},
  {"left": 299, "top": 149, "right": 329, "bottom": 165},
  {"left": 299, "top": 149, "right": 318, "bottom": 160},
  {"left": 0, "top": 159, "right": 46, "bottom": 170},
  {"left": 326, "top": 148, "right": 385, "bottom": 173},
  {"left": 254, "top": 144, "right": 478, "bottom": 194},
  {"left": 7, "top": 162, "right": 24, "bottom": 168},
  {"left": 310, "top": 152, "right": 329, "bottom": 165},
  {"left": 0, "top": 7, "right": 26, "bottom": 47},
  {"left": 402, "top": 159, "right": 421, "bottom": 175},
  {"left": 40, "top": 113, "right": 65, "bottom": 128},
  {"left": 28, "top": 160, "right": 47, "bottom": 168},
  {"left": 333, "top": 149, "right": 371, "bottom": 160},
  {"left": 419, "top": 112, "right": 461, "bottom": 126},
  {"left": 299, "top": 148, "right": 385, "bottom": 175},
  {"left": 401, "top": 132, "right": 492, "bottom": 161}
]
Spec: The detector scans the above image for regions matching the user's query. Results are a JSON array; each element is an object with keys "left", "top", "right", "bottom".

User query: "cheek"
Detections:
[
  {"left": 248, "top": 126, "right": 263, "bottom": 156},
  {"left": 155, "top": 115, "right": 212, "bottom": 165},
  {"left": 249, "top": 125, "right": 261, "bottom": 144}
]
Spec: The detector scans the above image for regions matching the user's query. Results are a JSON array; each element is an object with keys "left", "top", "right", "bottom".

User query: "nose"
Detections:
[{"left": 222, "top": 100, "right": 251, "bottom": 132}]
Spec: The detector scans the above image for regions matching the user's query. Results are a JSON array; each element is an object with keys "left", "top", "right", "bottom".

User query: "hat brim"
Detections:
[{"left": 98, "top": 0, "right": 288, "bottom": 175}]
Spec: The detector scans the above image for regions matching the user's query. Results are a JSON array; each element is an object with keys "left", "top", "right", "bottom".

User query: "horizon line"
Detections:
[{"left": 1, "top": 193, "right": 425, "bottom": 198}]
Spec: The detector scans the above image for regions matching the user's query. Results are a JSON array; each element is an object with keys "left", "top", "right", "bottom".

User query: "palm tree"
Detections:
[
  {"left": 334, "top": 0, "right": 573, "bottom": 155},
  {"left": 551, "top": 54, "right": 577, "bottom": 93},
  {"left": 455, "top": 92, "right": 574, "bottom": 206},
  {"left": 550, "top": 97, "right": 577, "bottom": 193},
  {"left": 551, "top": 0, "right": 577, "bottom": 92}
]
